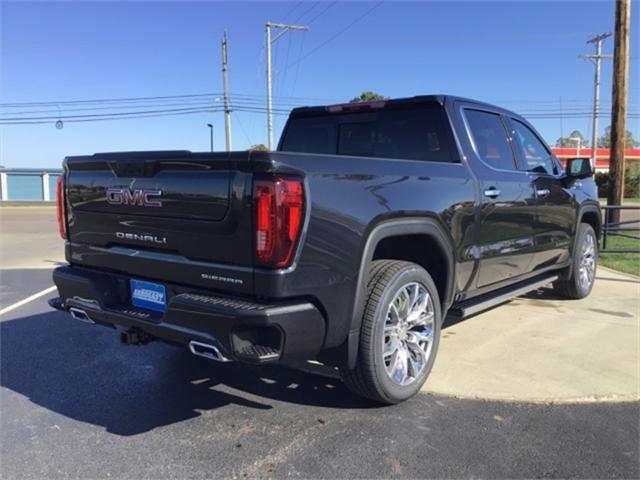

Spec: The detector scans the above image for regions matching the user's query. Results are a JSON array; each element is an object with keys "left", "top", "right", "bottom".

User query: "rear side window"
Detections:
[
  {"left": 511, "top": 119, "right": 558, "bottom": 175},
  {"left": 280, "top": 106, "right": 458, "bottom": 163},
  {"left": 464, "top": 109, "right": 516, "bottom": 171}
]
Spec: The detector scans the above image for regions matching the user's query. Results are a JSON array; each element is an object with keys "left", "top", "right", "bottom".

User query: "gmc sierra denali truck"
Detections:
[{"left": 50, "top": 95, "right": 600, "bottom": 404}]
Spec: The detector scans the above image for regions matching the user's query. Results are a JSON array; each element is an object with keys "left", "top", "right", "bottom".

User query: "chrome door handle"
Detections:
[
  {"left": 483, "top": 188, "right": 501, "bottom": 198},
  {"left": 536, "top": 188, "right": 550, "bottom": 198}
]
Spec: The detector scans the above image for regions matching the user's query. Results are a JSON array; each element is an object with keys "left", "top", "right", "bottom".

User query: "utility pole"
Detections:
[
  {"left": 608, "top": 0, "right": 631, "bottom": 224},
  {"left": 221, "top": 31, "right": 233, "bottom": 151},
  {"left": 580, "top": 32, "right": 612, "bottom": 170},
  {"left": 266, "top": 21, "right": 308, "bottom": 150}
]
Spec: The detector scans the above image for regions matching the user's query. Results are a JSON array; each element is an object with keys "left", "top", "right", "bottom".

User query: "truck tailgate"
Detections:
[{"left": 64, "top": 151, "right": 255, "bottom": 294}]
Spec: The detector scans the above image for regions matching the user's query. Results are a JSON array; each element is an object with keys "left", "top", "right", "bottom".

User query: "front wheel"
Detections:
[
  {"left": 340, "top": 260, "right": 441, "bottom": 404},
  {"left": 552, "top": 223, "right": 598, "bottom": 299}
]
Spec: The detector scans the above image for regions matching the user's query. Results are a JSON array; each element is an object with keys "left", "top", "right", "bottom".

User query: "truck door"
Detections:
[
  {"left": 507, "top": 117, "right": 576, "bottom": 270},
  {"left": 460, "top": 107, "right": 538, "bottom": 288}
]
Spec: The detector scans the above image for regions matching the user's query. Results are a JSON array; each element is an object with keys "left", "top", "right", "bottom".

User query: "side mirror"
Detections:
[{"left": 566, "top": 158, "right": 593, "bottom": 179}]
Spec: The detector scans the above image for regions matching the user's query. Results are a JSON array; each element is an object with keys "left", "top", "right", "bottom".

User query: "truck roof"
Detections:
[{"left": 289, "top": 94, "right": 520, "bottom": 119}]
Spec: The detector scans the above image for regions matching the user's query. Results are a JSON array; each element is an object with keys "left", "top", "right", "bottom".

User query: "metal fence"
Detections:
[
  {"left": 0, "top": 169, "right": 63, "bottom": 202},
  {"left": 601, "top": 205, "right": 640, "bottom": 253}
]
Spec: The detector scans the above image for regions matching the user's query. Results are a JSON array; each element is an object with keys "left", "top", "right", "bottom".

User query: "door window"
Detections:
[
  {"left": 464, "top": 109, "right": 516, "bottom": 171},
  {"left": 511, "top": 119, "right": 557, "bottom": 175}
]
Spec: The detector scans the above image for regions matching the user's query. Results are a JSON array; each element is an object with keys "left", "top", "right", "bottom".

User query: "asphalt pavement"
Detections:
[{"left": 1, "top": 206, "right": 639, "bottom": 479}]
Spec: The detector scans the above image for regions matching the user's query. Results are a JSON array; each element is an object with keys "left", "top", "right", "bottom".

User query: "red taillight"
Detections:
[
  {"left": 254, "top": 177, "right": 304, "bottom": 267},
  {"left": 56, "top": 175, "right": 67, "bottom": 239}
]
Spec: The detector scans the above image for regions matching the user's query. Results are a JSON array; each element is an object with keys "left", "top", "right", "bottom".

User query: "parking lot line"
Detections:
[{"left": 0, "top": 285, "right": 56, "bottom": 316}]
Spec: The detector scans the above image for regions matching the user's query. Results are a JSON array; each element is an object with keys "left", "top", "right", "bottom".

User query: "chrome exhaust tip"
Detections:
[
  {"left": 69, "top": 307, "right": 95, "bottom": 324},
  {"left": 188, "top": 340, "right": 231, "bottom": 362}
]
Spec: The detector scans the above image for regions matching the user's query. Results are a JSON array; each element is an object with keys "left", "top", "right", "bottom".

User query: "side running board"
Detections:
[{"left": 448, "top": 273, "right": 559, "bottom": 319}]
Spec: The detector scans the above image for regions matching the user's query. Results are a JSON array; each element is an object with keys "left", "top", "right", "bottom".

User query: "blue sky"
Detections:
[{"left": 1, "top": 0, "right": 638, "bottom": 168}]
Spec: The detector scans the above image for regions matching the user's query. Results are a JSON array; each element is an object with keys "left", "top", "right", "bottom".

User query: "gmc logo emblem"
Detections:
[{"left": 106, "top": 188, "right": 162, "bottom": 207}]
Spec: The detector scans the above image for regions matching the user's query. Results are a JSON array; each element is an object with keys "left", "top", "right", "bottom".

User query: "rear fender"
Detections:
[{"left": 347, "top": 218, "right": 455, "bottom": 369}]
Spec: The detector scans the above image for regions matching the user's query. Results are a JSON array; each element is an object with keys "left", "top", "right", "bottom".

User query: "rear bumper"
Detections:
[{"left": 51, "top": 265, "right": 326, "bottom": 364}]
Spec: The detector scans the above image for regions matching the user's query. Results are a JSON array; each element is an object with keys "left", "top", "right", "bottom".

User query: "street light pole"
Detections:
[{"left": 207, "top": 123, "right": 214, "bottom": 152}]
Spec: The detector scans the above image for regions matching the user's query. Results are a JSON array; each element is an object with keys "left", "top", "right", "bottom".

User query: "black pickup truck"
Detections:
[{"left": 51, "top": 95, "right": 600, "bottom": 404}]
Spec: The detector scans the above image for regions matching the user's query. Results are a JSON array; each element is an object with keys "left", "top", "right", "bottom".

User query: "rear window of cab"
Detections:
[{"left": 279, "top": 106, "right": 459, "bottom": 163}]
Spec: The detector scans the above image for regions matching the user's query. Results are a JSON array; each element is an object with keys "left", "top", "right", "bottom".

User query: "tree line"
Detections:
[{"left": 556, "top": 127, "right": 639, "bottom": 149}]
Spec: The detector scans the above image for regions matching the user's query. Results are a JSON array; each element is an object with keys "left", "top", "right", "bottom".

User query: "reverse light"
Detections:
[
  {"left": 56, "top": 175, "right": 67, "bottom": 239},
  {"left": 255, "top": 177, "right": 304, "bottom": 267}
]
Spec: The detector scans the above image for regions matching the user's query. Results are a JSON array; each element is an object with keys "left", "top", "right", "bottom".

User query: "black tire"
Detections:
[
  {"left": 552, "top": 223, "right": 598, "bottom": 299},
  {"left": 340, "top": 260, "right": 441, "bottom": 404}
]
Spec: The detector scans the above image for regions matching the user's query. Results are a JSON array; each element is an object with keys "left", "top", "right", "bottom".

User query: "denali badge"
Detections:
[
  {"left": 116, "top": 232, "right": 167, "bottom": 244},
  {"left": 106, "top": 187, "right": 162, "bottom": 207},
  {"left": 201, "top": 273, "right": 244, "bottom": 285}
]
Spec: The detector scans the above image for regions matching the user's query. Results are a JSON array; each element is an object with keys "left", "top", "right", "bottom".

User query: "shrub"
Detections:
[{"left": 595, "top": 162, "right": 640, "bottom": 199}]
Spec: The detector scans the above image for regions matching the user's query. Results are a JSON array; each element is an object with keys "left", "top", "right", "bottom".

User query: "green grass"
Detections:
[{"left": 600, "top": 230, "right": 640, "bottom": 276}]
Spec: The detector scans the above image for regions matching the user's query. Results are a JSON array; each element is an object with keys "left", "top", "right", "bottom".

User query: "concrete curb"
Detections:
[
  {"left": 599, "top": 265, "right": 640, "bottom": 280},
  {"left": 0, "top": 202, "right": 56, "bottom": 207},
  {"left": 421, "top": 390, "right": 640, "bottom": 405}
]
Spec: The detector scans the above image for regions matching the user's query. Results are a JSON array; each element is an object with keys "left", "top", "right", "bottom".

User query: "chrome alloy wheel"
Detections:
[
  {"left": 578, "top": 231, "right": 597, "bottom": 291},
  {"left": 382, "top": 282, "right": 435, "bottom": 386}
]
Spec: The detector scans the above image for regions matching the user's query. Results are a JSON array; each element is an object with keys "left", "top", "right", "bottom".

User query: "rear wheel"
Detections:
[
  {"left": 552, "top": 223, "right": 598, "bottom": 299},
  {"left": 341, "top": 260, "right": 441, "bottom": 404}
]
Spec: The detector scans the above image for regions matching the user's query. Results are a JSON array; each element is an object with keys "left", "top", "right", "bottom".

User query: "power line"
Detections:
[
  {"left": 2, "top": 99, "right": 218, "bottom": 115},
  {"left": 0, "top": 105, "right": 228, "bottom": 122},
  {"left": 232, "top": 111, "right": 254, "bottom": 145},
  {"left": 1, "top": 108, "right": 224, "bottom": 125},
  {"left": 517, "top": 106, "right": 640, "bottom": 114},
  {"left": 3, "top": 89, "right": 636, "bottom": 127},
  {"left": 0, "top": 91, "right": 341, "bottom": 109},
  {"left": 291, "top": 31, "right": 307, "bottom": 96},
  {"left": 0, "top": 97, "right": 328, "bottom": 119},
  {"left": 10, "top": 89, "right": 632, "bottom": 111},
  {"left": 0, "top": 106, "right": 296, "bottom": 126},
  {"left": 3, "top": 105, "right": 637, "bottom": 127},
  {"left": 523, "top": 114, "right": 639, "bottom": 119},
  {"left": 3, "top": 99, "right": 638, "bottom": 124},
  {"left": 0, "top": 92, "right": 222, "bottom": 108},
  {"left": 0, "top": 101, "right": 297, "bottom": 121},
  {"left": 286, "top": 0, "right": 340, "bottom": 98},
  {"left": 292, "top": 1, "right": 320, "bottom": 24},
  {"left": 280, "top": 1, "right": 384, "bottom": 74},
  {"left": 280, "top": 1, "right": 304, "bottom": 22},
  {"left": 307, "top": 1, "right": 338, "bottom": 24}
]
